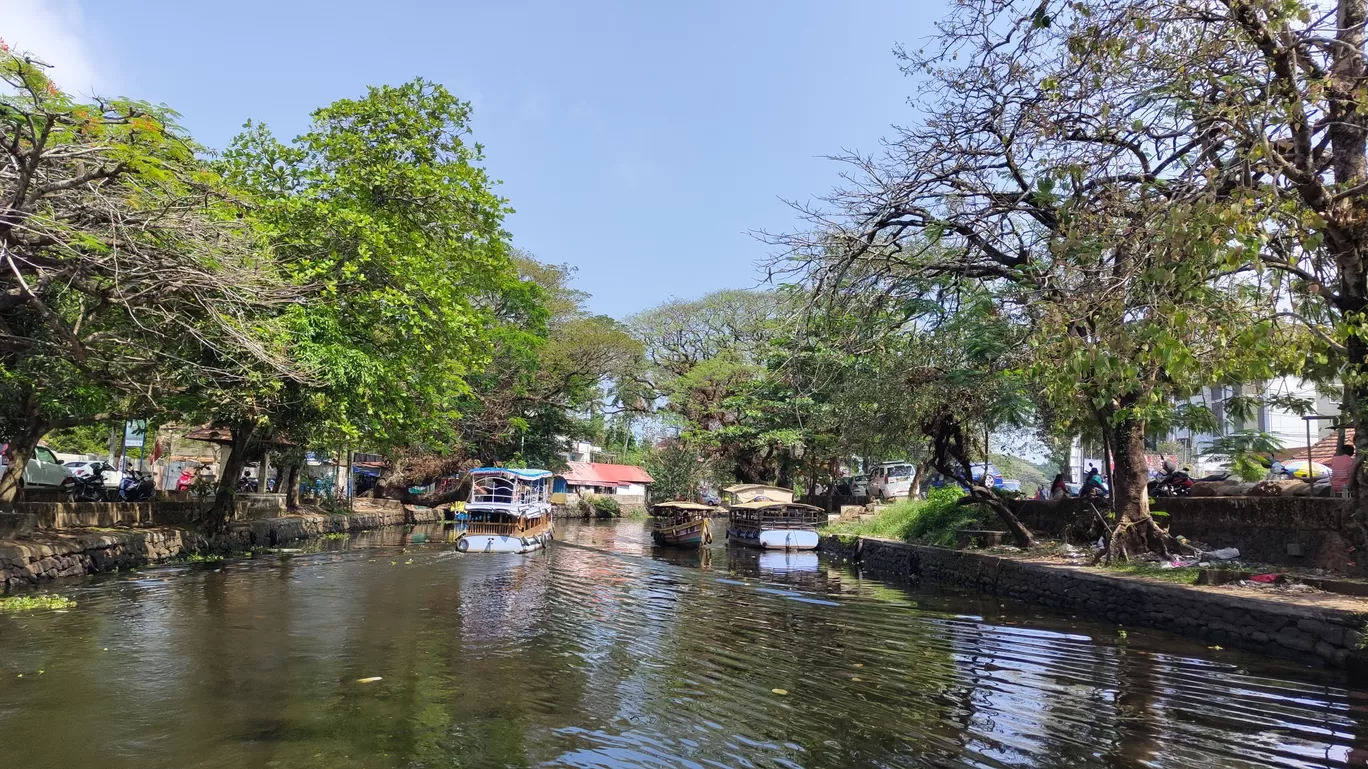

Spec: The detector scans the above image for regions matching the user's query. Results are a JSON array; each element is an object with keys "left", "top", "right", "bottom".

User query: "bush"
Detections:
[
  {"left": 576, "top": 494, "right": 621, "bottom": 518},
  {"left": 826, "top": 486, "right": 992, "bottom": 547}
]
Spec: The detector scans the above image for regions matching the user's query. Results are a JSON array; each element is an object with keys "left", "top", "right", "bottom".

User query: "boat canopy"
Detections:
[
  {"left": 651, "top": 501, "right": 716, "bottom": 512},
  {"left": 470, "top": 467, "right": 553, "bottom": 480},
  {"left": 729, "top": 500, "right": 822, "bottom": 512},
  {"left": 722, "top": 484, "right": 794, "bottom": 503}
]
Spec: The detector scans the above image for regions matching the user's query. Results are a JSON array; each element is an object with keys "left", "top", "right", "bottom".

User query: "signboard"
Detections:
[{"left": 124, "top": 420, "right": 147, "bottom": 449}]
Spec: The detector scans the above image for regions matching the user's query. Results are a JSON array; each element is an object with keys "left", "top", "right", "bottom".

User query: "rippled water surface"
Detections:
[{"left": 0, "top": 519, "right": 1364, "bottom": 768}]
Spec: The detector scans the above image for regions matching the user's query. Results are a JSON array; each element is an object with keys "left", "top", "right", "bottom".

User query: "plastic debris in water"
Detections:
[
  {"left": 771, "top": 688, "right": 788, "bottom": 695},
  {"left": 356, "top": 677, "right": 383, "bottom": 684}
]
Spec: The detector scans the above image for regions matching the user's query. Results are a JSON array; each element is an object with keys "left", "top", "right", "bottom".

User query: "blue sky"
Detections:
[{"left": 5, "top": 0, "right": 936, "bottom": 318}]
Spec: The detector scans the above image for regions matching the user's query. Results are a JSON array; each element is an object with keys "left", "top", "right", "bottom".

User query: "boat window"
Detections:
[{"left": 472, "top": 476, "right": 516, "bottom": 504}]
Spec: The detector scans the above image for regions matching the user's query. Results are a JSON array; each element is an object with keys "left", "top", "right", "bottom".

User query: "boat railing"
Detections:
[
  {"left": 729, "top": 506, "right": 825, "bottom": 529},
  {"left": 465, "top": 520, "right": 518, "bottom": 536}
]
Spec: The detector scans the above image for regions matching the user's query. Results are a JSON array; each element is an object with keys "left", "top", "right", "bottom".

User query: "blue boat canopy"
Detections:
[{"left": 470, "top": 467, "right": 553, "bottom": 481}]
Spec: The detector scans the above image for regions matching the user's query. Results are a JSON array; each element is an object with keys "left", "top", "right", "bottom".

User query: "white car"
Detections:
[
  {"left": 64, "top": 460, "right": 125, "bottom": 488},
  {"left": 0, "top": 444, "right": 74, "bottom": 489},
  {"left": 851, "top": 475, "right": 869, "bottom": 498},
  {"left": 869, "top": 461, "right": 916, "bottom": 501}
]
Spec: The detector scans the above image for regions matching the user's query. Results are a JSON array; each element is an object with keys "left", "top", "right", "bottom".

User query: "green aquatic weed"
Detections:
[{"left": 0, "top": 595, "right": 77, "bottom": 612}]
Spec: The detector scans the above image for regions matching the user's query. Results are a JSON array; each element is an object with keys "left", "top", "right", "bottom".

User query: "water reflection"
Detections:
[{"left": 0, "top": 518, "right": 1360, "bottom": 768}]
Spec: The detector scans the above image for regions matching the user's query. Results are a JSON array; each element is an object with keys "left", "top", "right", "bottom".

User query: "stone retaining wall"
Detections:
[
  {"left": 1009, "top": 497, "right": 1358, "bottom": 573},
  {"left": 821, "top": 535, "right": 1368, "bottom": 670},
  {"left": 0, "top": 506, "right": 443, "bottom": 589},
  {"left": 9, "top": 493, "right": 289, "bottom": 531}
]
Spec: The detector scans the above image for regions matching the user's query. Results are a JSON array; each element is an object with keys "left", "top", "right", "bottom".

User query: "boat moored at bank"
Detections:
[
  {"left": 650, "top": 501, "right": 717, "bottom": 547},
  {"left": 726, "top": 500, "right": 825, "bottom": 550},
  {"left": 457, "top": 468, "right": 554, "bottom": 554},
  {"left": 721, "top": 483, "right": 795, "bottom": 507}
]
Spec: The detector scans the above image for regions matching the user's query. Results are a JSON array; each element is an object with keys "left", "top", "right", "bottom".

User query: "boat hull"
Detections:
[
  {"left": 727, "top": 527, "right": 820, "bottom": 550},
  {"left": 457, "top": 530, "right": 552, "bottom": 554},
  {"left": 651, "top": 520, "right": 709, "bottom": 548}
]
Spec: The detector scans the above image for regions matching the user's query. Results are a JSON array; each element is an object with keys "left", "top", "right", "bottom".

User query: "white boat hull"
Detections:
[
  {"left": 457, "top": 531, "right": 552, "bottom": 554},
  {"left": 729, "top": 527, "right": 820, "bottom": 550}
]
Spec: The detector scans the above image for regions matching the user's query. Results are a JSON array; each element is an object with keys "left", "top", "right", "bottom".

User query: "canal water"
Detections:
[{"left": 0, "top": 518, "right": 1363, "bottom": 768}]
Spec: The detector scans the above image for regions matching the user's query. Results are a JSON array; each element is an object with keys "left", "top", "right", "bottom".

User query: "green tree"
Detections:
[
  {"left": 0, "top": 46, "right": 303, "bottom": 502},
  {"left": 772, "top": 8, "right": 1303, "bottom": 556},
  {"left": 1008, "top": 0, "right": 1368, "bottom": 524},
  {"left": 629, "top": 289, "right": 791, "bottom": 483},
  {"left": 216, "top": 79, "right": 531, "bottom": 518}
]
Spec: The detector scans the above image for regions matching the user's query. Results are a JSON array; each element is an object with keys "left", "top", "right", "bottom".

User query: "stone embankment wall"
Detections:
[
  {"left": 821, "top": 535, "right": 1368, "bottom": 670},
  {"left": 0, "top": 503, "right": 442, "bottom": 589},
  {"left": 1009, "top": 497, "right": 1356, "bottom": 573}
]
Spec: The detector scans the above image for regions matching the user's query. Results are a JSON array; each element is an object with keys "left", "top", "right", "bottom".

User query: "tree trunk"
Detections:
[
  {"left": 206, "top": 422, "right": 256, "bottom": 530},
  {"left": 1107, "top": 416, "right": 1181, "bottom": 560},
  {"left": 0, "top": 393, "right": 46, "bottom": 504},
  {"left": 964, "top": 486, "right": 1034, "bottom": 549},
  {"left": 285, "top": 460, "right": 302, "bottom": 511},
  {"left": 776, "top": 450, "right": 793, "bottom": 490},
  {"left": 0, "top": 391, "right": 45, "bottom": 506},
  {"left": 925, "top": 413, "right": 1034, "bottom": 548}
]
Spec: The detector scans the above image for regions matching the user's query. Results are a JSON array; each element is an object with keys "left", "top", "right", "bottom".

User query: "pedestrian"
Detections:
[
  {"left": 1049, "top": 473, "right": 1068, "bottom": 500},
  {"left": 1330, "top": 444, "right": 1357, "bottom": 496}
]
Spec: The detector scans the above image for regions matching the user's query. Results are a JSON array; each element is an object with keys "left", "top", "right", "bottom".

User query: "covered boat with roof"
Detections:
[
  {"left": 649, "top": 501, "right": 716, "bottom": 547},
  {"left": 720, "top": 483, "right": 794, "bottom": 508},
  {"left": 457, "top": 468, "right": 554, "bottom": 553},
  {"left": 726, "top": 500, "right": 824, "bottom": 550}
]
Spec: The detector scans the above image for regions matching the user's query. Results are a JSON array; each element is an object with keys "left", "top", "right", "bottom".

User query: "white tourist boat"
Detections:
[
  {"left": 726, "top": 500, "right": 825, "bottom": 550},
  {"left": 456, "top": 468, "right": 555, "bottom": 554}
]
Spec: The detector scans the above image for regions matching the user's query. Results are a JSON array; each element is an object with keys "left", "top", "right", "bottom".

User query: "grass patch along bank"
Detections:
[{"left": 825, "top": 487, "right": 991, "bottom": 547}]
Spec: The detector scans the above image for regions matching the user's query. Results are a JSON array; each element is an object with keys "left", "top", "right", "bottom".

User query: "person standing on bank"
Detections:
[{"left": 1330, "top": 444, "right": 1357, "bottom": 497}]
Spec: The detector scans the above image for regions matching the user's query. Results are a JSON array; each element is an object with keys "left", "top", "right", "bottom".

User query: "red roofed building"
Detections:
[
  {"left": 1276, "top": 428, "right": 1356, "bottom": 465},
  {"left": 557, "top": 461, "right": 654, "bottom": 498}
]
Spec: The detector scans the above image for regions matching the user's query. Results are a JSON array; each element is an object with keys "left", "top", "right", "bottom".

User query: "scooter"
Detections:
[{"left": 118, "top": 470, "right": 156, "bottom": 502}]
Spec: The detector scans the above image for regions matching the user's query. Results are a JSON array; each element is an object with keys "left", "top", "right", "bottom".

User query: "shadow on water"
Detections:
[{"left": 0, "top": 516, "right": 1365, "bottom": 768}]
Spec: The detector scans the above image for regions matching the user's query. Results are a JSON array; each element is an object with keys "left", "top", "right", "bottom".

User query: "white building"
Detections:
[
  {"left": 1169, "top": 377, "right": 1341, "bottom": 466},
  {"left": 564, "top": 440, "right": 603, "bottom": 464}
]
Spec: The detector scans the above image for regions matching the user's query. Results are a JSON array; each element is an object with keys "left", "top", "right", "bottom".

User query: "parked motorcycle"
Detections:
[
  {"left": 118, "top": 470, "right": 156, "bottom": 502},
  {"left": 1148, "top": 470, "right": 1195, "bottom": 498},
  {"left": 69, "top": 461, "right": 123, "bottom": 502},
  {"left": 71, "top": 471, "right": 109, "bottom": 502}
]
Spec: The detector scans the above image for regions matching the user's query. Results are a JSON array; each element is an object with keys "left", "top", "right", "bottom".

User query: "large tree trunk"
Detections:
[
  {"left": 205, "top": 422, "right": 256, "bottom": 530},
  {"left": 0, "top": 393, "right": 46, "bottom": 505},
  {"left": 926, "top": 413, "right": 1034, "bottom": 548},
  {"left": 1107, "top": 416, "right": 1181, "bottom": 560},
  {"left": 285, "top": 460, "right": 302, "bottom": 511}
]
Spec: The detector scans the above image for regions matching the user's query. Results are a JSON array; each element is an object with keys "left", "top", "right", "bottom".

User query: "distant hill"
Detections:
[{"left": 990, "top": 454, "right": 1049, "bottom": 492}]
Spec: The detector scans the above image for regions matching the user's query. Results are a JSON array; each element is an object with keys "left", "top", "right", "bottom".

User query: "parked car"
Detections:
[
  {"left": 969, "top": 463, "right": 1005, "bottom": 489},
  {"left": 0, "top": 444, "right": 74, "bottom": 489},
  {"left": 850, "top": 474, "right": 869, "bottom": 499},
  {"left": 832, "top": 474, "right": 868, "bottom": 498},
  {"left": 63, "top": 460, "right": 125, "bottom": 488},
  {"left": 930, "top": 462, "right": 1005, "bottom": 491},
  {"left": 869, "top": 461, "right": 916, "bottom": 501}
]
